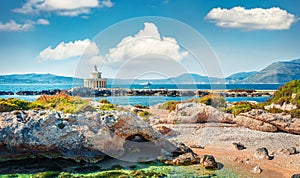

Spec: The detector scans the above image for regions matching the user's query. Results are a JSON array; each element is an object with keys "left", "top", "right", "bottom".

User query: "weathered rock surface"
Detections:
[
  {"left": 232, "top": 142, "right": 246, "bottom": 150},
  {"left": 252, "top": 165, "right": 262, "bottom": 174},
  {"left": 277, "top": 147, "right": 298, "bottom": 155},
  {"left": 235, "top": 115, "right": 278, "bottom": 132},
  {"left": 292, "top": 174, "right": 300, "bottom": 178},
  {"left": 153, "top": 125, "right": 176, "bottom": 136},
  {"left": 165, "top": 103, "right": 235, "bottom": 124},
  {"left": 254, "top": 147, "right": 270, "bottom": 160},
  {"left": 237, "top": 109, "right": 300, "bottom": 134},
  {"left": 199, "top": 155, "right": 218, "bottom": 169},
  {"left": 0, "top": 110, "right": 196, "bottom": 163}
]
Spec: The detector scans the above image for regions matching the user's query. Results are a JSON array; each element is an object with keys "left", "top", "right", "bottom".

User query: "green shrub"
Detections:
[
  {"left": 269, "top": 80, "right": 300, "bottom": 106},
  {"left": 290, "top": 109, "right": 300, "bottom": 118},
  {"left": 99, "top": 99, "right": 111, "bottom": 104},
  {"left": 32, "top": 92, "right": 95, "bottom": 113},
  {"left": 138, "top": 111, "right": 149, "bottom": 117},
  {"left": 134, "top": 104, "right": 149, "bottom": 109},
  {"left": 99, "top": 104, "right": 115, "bottom": 111},
  {"left": 158, "top": 100, "right": 180, "bottom": 112},
  {"left": 191, "top": 94, "right": 226, "bottom": 108},
  {"left": 225, "top": 102, "right": 257, "bottom": 116},
  {"left": 0, "top": 98, "right": 30, "bottom": 112}
]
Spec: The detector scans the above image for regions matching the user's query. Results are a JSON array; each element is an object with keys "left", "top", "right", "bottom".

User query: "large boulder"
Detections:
[
  {"left": 165, "top": 103, "right": 235, "bottom": 124},
  {"left": 0, "top": 110, "right": 192, "bottom": 163},
  {"left": 237, "top": 109, "right": 300, "bottom": 134},
  {"left": 235, "top": 115, "right": 278, "bottom": 132}
]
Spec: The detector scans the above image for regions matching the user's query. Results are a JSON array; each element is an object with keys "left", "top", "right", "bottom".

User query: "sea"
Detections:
[{"left": 0, "top": 83, "right": 282, "bottom": 106}]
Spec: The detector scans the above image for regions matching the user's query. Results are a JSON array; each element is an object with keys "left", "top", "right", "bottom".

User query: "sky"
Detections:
[{"left": 0, "top": 0, "right": 300, "bottom": 79}]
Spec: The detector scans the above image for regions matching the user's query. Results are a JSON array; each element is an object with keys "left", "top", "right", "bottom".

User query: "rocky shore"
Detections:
[
  {"left": 0, "top": 87, "right": 273, "bottom": 97},
  {"left": 0, "top": 100, "right": 299, "bottom": 177}
]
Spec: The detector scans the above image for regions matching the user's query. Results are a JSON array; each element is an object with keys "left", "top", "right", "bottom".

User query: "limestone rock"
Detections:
[
  {"left": 277, "top": 147, "right": 298, "bottom": 155},
  {"left": 0, "top": 110, "right": 180, "bottom": 163},
  {"left": 232, "top": 142, "right": 246, "bottom": 150},
  {"left": 164, "top": 152, "right": 200, "bottom": 166},
  {"left": 165, "top": 103, "right": 235, "bottom": 124},
  {"left": 252, "top": 165, "right": 262, "bottom": 174},
  {"left": 237, "top": 109, "right": 300, "bottom": 134},
  {"left": 254, "top": 147, "right": 270, "bottom": 160},
  {"left": 153, "top": 125, "right": 175, "bottom": 136},
  {"left": 235, "top": 115, "right": 278, "bottom": 132},
  {"left": 200, "top": 155, "right": 218, "bottom": 169}
]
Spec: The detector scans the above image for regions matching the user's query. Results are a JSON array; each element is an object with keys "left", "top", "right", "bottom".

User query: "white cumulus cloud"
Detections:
[
  {"left": 106, "top": 22, "right": 188, "bottom": 65},
  {"left": 38, "top": 39, "right": 100, "bottom": 61},
  {"left": 0, "top": 18, "right": 50, "bottom": 32},
  {"left": 13, "top": 0, "right": 114, "bottom": 16},
  {"left": 206, "top": 6, "right": 298, "bottom": 30}
]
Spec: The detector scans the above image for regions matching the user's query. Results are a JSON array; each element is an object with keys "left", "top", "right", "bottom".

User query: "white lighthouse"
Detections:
[{"left": 84, "top": 65, "right": 107, "bottom": 88}]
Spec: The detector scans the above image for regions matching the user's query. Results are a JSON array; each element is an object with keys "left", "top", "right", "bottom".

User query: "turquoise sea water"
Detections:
[
  {"left": 0, "top": 84, "right": 276, "bottom": 106},
  {"left": 0, "top": 83, "right": 282, "bottom": 93}
]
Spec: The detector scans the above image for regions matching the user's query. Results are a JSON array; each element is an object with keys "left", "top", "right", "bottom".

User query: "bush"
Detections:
[
  {"left": 225, "top": 102, "right": 257, "bottom": 116},
  {"left": 191, "top": 94, "right": 226, "bottom": 108},
  {"left": 138, "top": 110, "right": 149, "bottom": 117},
  {"left": 269, "top": 80, "right": 300, "bottom": 106},
  {"left": 134, "top": 104, "right": 149, "bottom": 109},
  {"left": 32, "top": 91, "right": 95, "bottom": 113},
  {"left": 158, "top": 100, "right": 180, "bottom": 112},
  {"left": 290, "top": 109, "right": 300, "bottom": 118},
  {"left": 99, "top": 104, "right": 115, "bottom": 111},
  {"left": 99, "top": 99, "right": 111, "bottom": 104},
  {"left": 0, "top": 98, "right": 30, "bottom": 112}
]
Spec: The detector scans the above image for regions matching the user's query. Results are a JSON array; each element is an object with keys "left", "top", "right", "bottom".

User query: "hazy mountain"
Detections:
[
  {"left": 1, "top": 58, "right": 300, "bottom": 85},
  {"left": 242, "top": 59, "right": 300, "bottom": 83},
  {"left": 108, "top": 73, "right": 223, "bottom": 85},
  {"left": 0, "top": 73, "right": 83, "bottom": 84},
  {"left": 226, "top": 71, "right": 257, "bottom": 83}
]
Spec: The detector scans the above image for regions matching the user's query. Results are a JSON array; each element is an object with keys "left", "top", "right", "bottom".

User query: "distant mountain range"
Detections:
[
  {"left": 242, "top": 59, "right": 300, "bottom": 83},
  {"left": 0, "top": 58, "right": 299, "bottom": 84},
  {"left": 0, "top": 73, "right": 83, "bottom": 84}
]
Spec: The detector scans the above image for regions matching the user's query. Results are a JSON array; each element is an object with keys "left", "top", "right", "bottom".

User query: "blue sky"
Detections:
[{"left": 0, "top": 0, "right": 300, "bottom": 79}]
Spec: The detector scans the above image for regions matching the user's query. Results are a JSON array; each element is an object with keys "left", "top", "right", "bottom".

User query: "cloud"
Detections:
[
  {"left": 206, "top": 6, "right": 298, "bottom": 30},
  {"left": 0, "top": 18, "right": 50, "bottom": 32},
  {"left": 13, "top": 0, "right": 114, "bottom": 16},
  {"left": 106, "top": 22, "right": 188, "bottom": 66},
  {"left": 38, "top": 39, "right": 101, "bottom": 61}
]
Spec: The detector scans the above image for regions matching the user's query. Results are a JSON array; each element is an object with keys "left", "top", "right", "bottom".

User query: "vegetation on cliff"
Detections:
[
  {"left": 225, "top": 80, "right": 300, "bottom": 117},
  {"left": 269, "top": 80, "right": 300, "bottom": 106}
]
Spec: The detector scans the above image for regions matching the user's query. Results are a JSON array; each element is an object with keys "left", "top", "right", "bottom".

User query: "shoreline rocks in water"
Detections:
[{"left": 0, "top": 87, "right": 274, "bottom": 97}]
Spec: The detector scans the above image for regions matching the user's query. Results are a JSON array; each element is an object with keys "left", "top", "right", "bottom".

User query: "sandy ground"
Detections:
[
  {"left": 148, "top": 108, "right": 300, "bottom": 178},
  {"left": 193, "top": 145, "right": 300, "bottom": 178}
]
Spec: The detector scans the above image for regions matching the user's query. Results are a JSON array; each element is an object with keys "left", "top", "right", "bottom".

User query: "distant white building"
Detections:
[{"left": 84, "top": 65, "right": 107, "bottom": 88}]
